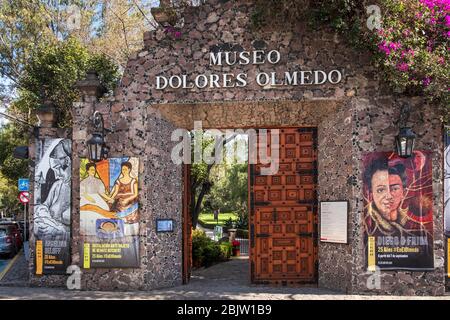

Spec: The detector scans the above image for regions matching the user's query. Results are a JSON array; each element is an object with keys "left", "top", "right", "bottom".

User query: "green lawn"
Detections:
[{"left": 198, "top": 212, "right": 238, "bottom": 227}]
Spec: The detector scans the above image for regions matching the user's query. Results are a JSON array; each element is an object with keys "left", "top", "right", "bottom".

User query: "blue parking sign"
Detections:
[{"left": 18, "top": 178, "right": 29, "bottom": 191}]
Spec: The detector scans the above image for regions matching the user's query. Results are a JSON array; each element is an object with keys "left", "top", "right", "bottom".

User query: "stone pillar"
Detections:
[{"left": 71, "top": 72, "right": 107, "bottom": 279}]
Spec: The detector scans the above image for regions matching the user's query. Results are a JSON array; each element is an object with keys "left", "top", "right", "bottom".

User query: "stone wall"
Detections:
[
  {"left": 28, "top": 0, "right": 446, "bottom": 294},
  {"left": 351, "top": 97, "right": 445, "bottom": 296},
  {"left": 70, "top": 97, "right": 183, "bottom": 291},
  {"left": 115, "top": 0, "right": 387, "bottom": 105},
  {"left": 317, "top": 100, "right": 353, "bottom": 293}
]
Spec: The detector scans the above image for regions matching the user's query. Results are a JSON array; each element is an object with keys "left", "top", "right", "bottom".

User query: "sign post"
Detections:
[
  {"left": 18, "top": 191, "right": 30, "bottom": 259},
  {"left": 18, "top": 178, "right": 30, "bottom": 244},
  {"left": 18, "top": 178, "right": 29, "bottom": 192}
]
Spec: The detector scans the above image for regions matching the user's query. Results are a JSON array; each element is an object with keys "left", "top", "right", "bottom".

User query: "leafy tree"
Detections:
[
  {"left": 0, "top": 124, "right": 28, "bottom": 182},
  {"left": 0, "top": 173, "right": 22, "bottom": 217},
  {"left": 190, "top": 132, "right": 239, "bottom": 229},
  {"left": 205, "top": 162, "right": 248, "bottom": 215},
  {"left": 13, "top": 37, "right": 120, "bottom": 127},
  {"left": 0, "top": 124, "right": 28, "bottom": 216}
]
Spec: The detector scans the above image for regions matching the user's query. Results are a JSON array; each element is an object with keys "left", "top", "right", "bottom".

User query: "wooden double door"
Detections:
[
  {"left": 182, "top": 127, "right": 318, "bottom": 285},
  {"left": 249, "top": 127, "right": 318, "bottom": 284}
]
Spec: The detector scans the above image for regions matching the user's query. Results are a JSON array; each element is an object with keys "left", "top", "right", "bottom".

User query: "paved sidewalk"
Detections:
[
  {"left": 0, "top": 251, "right": 28, "bottom": 286},
  {"left": 0, "top": 259, "right": 448, "bottom": 300}
]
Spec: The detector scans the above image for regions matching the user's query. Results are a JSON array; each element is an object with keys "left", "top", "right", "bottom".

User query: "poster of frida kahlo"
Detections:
[
  {"left": 79, "top": 157, "right": 139, "bottom": 268},
  {"left": 362, "top": 151, "right": 434, "bottom": 271}
]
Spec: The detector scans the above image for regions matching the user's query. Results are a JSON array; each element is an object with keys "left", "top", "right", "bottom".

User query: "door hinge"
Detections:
[
  {"left": 250, "top": 224, "right": 255, "bottom": 247},
  {"left": 297, "top": 232, "right": 318, "bottom": 239},
  {"left": 254, "top": 201, "right": 271, "bottom": 206}
]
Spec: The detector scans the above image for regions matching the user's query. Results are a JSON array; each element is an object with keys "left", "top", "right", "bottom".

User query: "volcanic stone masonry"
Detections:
[{"left": 27, "top": 0, "right": 445, "bottom": 295}]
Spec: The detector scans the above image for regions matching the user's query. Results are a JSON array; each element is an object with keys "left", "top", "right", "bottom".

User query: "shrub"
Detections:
[
  {"left": 192, "top": 229, "right": 231, "bottom": 268},
  {"left": 219, "top": 242, "right": 233, "bottom": 260},
  {"left": 202, "top": 243, "right": 222, "bottom": 267}
]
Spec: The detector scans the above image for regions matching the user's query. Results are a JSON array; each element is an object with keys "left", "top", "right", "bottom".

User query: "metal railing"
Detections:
[{"left": 235, "top": 238, "right": 249, "bottom": 256}]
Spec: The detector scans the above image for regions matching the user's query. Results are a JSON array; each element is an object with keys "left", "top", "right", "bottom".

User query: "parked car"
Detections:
[
  {"left": 0, "top": 221, "right": 23, "bottom": 250},
  {"left": 0, "top": 226, "right": 20, "bottom": 258}
]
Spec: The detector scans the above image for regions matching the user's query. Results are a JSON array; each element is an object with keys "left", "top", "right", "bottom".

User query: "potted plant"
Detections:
[{"left": 231, "top": 240, "right": 240, "bottom": 257}]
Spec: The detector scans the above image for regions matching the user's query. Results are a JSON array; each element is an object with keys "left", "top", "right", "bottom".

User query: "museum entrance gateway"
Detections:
[{"left": 182, "top": 127, "right": 318, "bottom": 285}]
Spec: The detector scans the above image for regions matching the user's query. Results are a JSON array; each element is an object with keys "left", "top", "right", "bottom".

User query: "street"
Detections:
[{"left": 0, "top": 257, "right": 11, "bottom": 275}]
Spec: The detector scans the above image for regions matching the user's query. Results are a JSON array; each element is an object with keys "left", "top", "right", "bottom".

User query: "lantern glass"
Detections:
[
  {"left": 87, "top": 133, "right": 105, "bottom": 162},
  {"left": 395, "top": 127, "right": 416, "bottom": 158}
]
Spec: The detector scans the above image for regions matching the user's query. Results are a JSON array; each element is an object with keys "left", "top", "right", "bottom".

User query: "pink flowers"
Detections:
[
  {"left": 397, "top": 62, "right": 409, "bottom": 72},
  {"left": 164, "top": 26, "right": 182, "bottom": 40},
  {"left": 378, "top": 41, "right": 391, "bottom": 55},
  {"left": 422, "top": 77, "right": 432, "bottom": 86},
  {"left": 378, "top": 41, "right": 403, "bottom": 55}
]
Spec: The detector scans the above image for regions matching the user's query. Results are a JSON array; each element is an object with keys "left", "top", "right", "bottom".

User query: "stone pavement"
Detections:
[{"left": 0, "top": 258, "right": 448, "bottom": 300}]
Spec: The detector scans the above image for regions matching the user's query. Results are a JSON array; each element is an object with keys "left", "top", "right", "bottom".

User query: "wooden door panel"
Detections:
[{"left": 250, "top": 128, "right": 318, "bottom": 284}]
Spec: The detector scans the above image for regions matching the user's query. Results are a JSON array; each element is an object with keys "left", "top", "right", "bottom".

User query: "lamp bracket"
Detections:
[
  {"left": 92, "top": 111, "right": 113, "bottom": 134},
  {"left": 399, "top": 103, "right": 411, "bottom": 127}
]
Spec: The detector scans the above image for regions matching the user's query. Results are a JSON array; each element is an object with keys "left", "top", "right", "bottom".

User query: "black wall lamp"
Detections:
[
  {"left": 395, "top": 103, "right": 416, "bottom": 158},
  {"left": 87, "top": 111, "right": 110, "bottom": 162}
]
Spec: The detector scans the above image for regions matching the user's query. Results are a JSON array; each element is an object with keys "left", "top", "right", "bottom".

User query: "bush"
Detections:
[
  {"left": 202, "top": 243, "right": 222, "bottom": 267},
  {"left": 219, "top": 242, "right": 233, "bottom": 260},
  {"left": 236, "top": 229, "right": 249, "bottom": 238},
  {"left": 224, "top": 217, "right": 235, "bottom": 229},
  {"left": 192, "top": 229, "right": 231, "bottom": 268}
]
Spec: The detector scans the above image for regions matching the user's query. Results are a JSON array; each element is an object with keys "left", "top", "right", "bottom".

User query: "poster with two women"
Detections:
[
  {"left": 363, "top": 151, "right": 434, "bottom": 271},
  {"left": 79, "top": 157, "right": 139, "bottom": 268}
]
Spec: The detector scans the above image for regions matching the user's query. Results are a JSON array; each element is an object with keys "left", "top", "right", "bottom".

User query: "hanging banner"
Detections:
[
  {"left": 362, "top": 151, "right": 434, "bottom": 270},
  {"left": 79, "top": 157, "right": 139, "bottom": 268},
  {"left": 444, "top": 126, "right": 449, "bottom": 277},
  {"left": 33, "top": 138, "right": 72, "bottom": 274}
]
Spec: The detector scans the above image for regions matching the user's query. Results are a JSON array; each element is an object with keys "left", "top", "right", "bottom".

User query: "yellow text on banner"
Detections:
[
  {"left": 368, "top": 236, "right": 376, "bottom": 272},
  {"left": 83, "top": 243, "right": 91, "bottom": 269},
  {"left": 35, "top": 240, "right": 43, "bottom": 275}
]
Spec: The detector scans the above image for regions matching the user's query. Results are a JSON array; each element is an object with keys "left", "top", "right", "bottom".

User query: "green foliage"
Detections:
[
  {"left": 204, "top": 162, "right": 248, "bottom": 213},
  {"left": 224, "top": 217, "right": 235, "bottom": 229},
  {"left": 197, "top": 212, "right": 238, "bottom": 228},
  {"left": 0, "top": 124, "right": 28, "bottom": 216},
  {"left": 0, "top": 0, "right": 53, "bottom": 84},
  {"left": 372, "top": 0, "right": 449, "bottom": 110},
  {"left": 14, "top": 37, "right": 120, "bottom": 127},
  {"left": 252, "top": 0, "right": 449, "bottom": 118},
  {"left": 0, "top": 124, "right": 28, "bottom": 182},
  {"left": 219, "top": 242, "right": 232, "bottom": 260},
  {"left": 0, "top": 173, "right": 22, "bottom": 216},
  {"left": 192, "top": 229, "right": 230, "bottom": 268}
]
